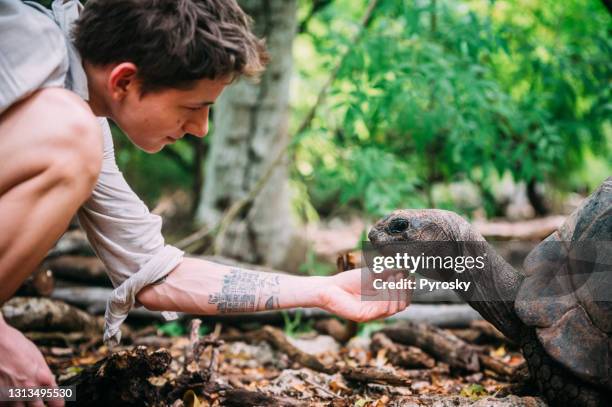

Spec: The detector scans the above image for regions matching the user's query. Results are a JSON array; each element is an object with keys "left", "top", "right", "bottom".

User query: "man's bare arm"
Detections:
[{"left": 136, "top": 257, "right": 410, "bottom": 322}]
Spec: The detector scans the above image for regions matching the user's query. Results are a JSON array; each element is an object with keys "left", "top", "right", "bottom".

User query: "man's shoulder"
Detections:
[{"left": 0, "top": 0, "right": 69, "bottom": 114}]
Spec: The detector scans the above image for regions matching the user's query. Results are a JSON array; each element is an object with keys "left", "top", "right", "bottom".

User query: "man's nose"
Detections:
[
  {"left": 184, "top": 112, "right": 209, "bottom": 138},
  {"left": 185, "top": 119, "right": 209, "bottom": 138}
]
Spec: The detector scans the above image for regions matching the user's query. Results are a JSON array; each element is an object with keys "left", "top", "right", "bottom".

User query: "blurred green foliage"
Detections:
[
  {"left": 155, "top": 320, "right": 185, "bottom": 337},
  {"left": 357, "top": 320, "right": 387, "bottom": 338},
  {"left": 292, "top": 0, "right": 611, "bottom": 218},
  {"left": 110, "top": 122, "right": 203, "bottom": 206},
  {"left": 155, "top": 320, "right": 210, "bottom": 337},
  {"left": 282, "top": 310, "right": 315, "bottom": 336},
  {"left": 298, "top": 248, "right": 336, "bottom": 276}
]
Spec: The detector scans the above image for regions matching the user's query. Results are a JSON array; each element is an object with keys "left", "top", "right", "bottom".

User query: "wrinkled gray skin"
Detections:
[
  {"left": 368, "top": 209, "right": 525, "bottom": 340},
  {"left": 369, "top": 177, "right": 611, "bottom": 406}
]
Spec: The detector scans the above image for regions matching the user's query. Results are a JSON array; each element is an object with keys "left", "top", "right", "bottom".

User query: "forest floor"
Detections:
[{"left": 33, "top": 317, "right": 546, "bottom": 406}]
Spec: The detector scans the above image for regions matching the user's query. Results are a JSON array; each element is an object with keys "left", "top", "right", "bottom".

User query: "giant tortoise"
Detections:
[{"left": 368, "top": 177, "right": 611, "bottom": 406}]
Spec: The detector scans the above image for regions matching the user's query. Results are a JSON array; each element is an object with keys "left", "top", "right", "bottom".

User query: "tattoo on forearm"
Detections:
[{"left": 208, "top": 269, "right": 281, "bottom": 313}]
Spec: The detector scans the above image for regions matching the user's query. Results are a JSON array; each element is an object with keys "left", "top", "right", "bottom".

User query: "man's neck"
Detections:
[{"left": 83, "top": 61, "right": 111, "bottom": 117}]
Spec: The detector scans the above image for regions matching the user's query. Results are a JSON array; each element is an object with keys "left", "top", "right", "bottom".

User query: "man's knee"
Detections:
[
  {"left": 0, "top": 88, "right": 103, "bottom": 199},
  {"left": 35, "top": 89, "right": 103, "bottom": 192}
]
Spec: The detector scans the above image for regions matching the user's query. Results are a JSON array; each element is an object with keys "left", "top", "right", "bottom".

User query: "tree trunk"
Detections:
[{"left": 196, "top": 0, "right": 305, "bottom": 271}]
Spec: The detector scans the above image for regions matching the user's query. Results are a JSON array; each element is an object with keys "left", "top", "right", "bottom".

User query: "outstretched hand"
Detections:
[{"left": 318, "top": 268, "right": 410, "bottom": 322}]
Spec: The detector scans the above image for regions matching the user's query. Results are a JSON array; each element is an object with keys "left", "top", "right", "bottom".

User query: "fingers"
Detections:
[
  {"left": 363, "top": 272, "right": 405, "bottom": 321},
  {"left": 383, "top": 272, "right": 406, "bottom": 317},
  {"left": 388, "top": 274, "right": 400, "bottom": 315},
  {"left": 396, "top": 273, "right": 406, "bottom": 312},
  {"left": 402, "top": 276, "right": 413, "bottom": 308},
  {"left": 396, "top": 273, "right": 409, "bottom": 312},
  {"left": 26, "top": 399, "right": 45, "bottom": 407},
  {"left": 37, "top": 374, "right": 57, "bottom": 389},
  {"left": 383, "top": 274, "right": 394, "bottom": 316},
  {"left": 37, "top": 370, "right": 65, "bottom": 407},
  {"left": 43, "top": 383, "right": 65, "bottom": 407},
  {"left": 398, "top": 288, "right": 407, "bottom": 312},
  {"left": 328, "top": 270, "right": 410, "bottom": 323}
]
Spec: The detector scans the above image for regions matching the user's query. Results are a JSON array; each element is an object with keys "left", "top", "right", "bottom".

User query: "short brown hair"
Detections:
[{"left": 73, "top": 0, "right": 268, "bottom": 93}]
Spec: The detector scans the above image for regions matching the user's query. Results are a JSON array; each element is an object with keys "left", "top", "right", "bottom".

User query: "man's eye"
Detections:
[{"left": 186, "top": 106, "right": 201, "bottom": 111}]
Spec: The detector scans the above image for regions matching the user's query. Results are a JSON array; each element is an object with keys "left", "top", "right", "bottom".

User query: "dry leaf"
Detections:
[
  {"left": 148, "top": 376, "right": 168, "bottom": 387},
  {"left": 183, "top": 390, "right": 201, "bottom": 407},
  {"left": 329, "top": 379, "right": 351, "bottom": 394},
  {"left": 491, "top": 345, "right": 506, "bottom": 358},
  {"left": 460, "top": 383, "right": 488, "bottom": 399},
  {"left": 354, "top": 398, "right": 368, "bottom": 407}
]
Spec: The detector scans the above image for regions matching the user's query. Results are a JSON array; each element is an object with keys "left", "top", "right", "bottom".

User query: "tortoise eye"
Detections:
[{"left": 387, "top": 218, "right": 410, "bottom": 234}]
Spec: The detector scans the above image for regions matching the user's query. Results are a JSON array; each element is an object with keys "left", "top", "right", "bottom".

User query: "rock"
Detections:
[
  {"left": 225, "top": 341, "right": 276, "bottom": 368},
  {"left": 346, "top": 336, "right": 371, "bottom": 351},
  {"left": 288, "top": 334, "right": 340, "bottom": 355}
]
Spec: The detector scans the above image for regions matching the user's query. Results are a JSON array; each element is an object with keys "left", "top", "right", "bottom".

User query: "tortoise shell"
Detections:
[{"left": 515, "top": 177, "right": 612, "bottom": 390}]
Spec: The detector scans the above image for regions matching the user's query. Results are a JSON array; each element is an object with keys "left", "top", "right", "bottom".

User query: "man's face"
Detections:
[{"left": 110, "top": 77, "right": 228, "bottom": 153}]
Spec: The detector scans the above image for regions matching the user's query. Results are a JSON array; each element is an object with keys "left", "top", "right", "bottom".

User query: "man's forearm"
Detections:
[{"left": 136, "top": 257, "right": 325, "bottom": 314}]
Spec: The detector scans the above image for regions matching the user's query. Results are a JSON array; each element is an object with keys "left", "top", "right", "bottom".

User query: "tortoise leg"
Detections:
[{"left": 521, "top": 327, "right": 609, "bottom": 407}]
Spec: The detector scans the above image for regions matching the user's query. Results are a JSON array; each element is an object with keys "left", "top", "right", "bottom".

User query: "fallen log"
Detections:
[
  {"left": 473, "top": 215, "right": 565, "bottom": 241},
  {"left": 479, "top": 354, "right": 518, "bottom": 378},
  {"left": 15, "top": 267, "right": 54, "bottom": 297},
  {"left": 340, "top": 366, "right": 411, "bottom": 386},
  {"left": 24, "top": 331, "right": 94, "bottom": 347},
  {"left": 1, "top": 297, "right": 101, "bottom": 334},
  {"left": 51, "top": 287, "right": 170, "bottom": 319},
  {"left": 314, "top": 318, "right": 357, "bottom": 343},
  {"left": 51, "top": 286, "right": 119, "bottom": 314},
  {"left": 388, "top": 304, "right": 482, "bottom": 327},
  {"left": 343, "top": 364, "right": 449, "bottom": 387},
  {"left": 48, "top": 230, "right": 93, "bottom": 257},
  {"left": 48, "top": 256, "right": 112, "bottom": 286},
  {"left": 470, "top": 320, "right": 511, "bottom": 343},
  {"left": 205, "top": 304, "right": 480, "bottom": 327},
  {"left": 381, "top": 321, "right": 480, "bottom": 372},
  {"left": 370, "top": 332, "right": 435, "bottom": 369},
  {"left": 449, "top": 328, "right": 484, "bottom": 344},
  {"left": 222, "top": 388, "right": 306, "bottom": 407}
]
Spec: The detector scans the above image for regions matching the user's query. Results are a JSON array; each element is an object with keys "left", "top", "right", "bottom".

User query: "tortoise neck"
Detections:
[{"left": 451, "top": 226, "right": 526, "bottom": 341}]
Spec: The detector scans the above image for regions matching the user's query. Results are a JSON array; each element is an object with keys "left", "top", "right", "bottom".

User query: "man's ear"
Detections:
[{"left": 108, "top": 62, "right": 139, "bottom": 101}]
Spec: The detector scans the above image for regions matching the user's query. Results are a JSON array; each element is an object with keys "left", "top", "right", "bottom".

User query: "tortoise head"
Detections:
[
  {"left": 369, "top": 208, "right": 526, "bottom": 342},
  {"left": 368, "top": 209, "right": 475, "bottom": 245}
]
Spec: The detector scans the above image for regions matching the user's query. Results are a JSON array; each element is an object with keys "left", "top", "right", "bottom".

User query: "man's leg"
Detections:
[{"left": 0, "top": 88, "right": 102, "bottom": 302}]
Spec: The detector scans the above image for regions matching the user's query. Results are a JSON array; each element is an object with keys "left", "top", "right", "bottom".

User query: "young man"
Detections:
[{"left": 0, "top": 0, "right": 409, "bottom": 397}]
